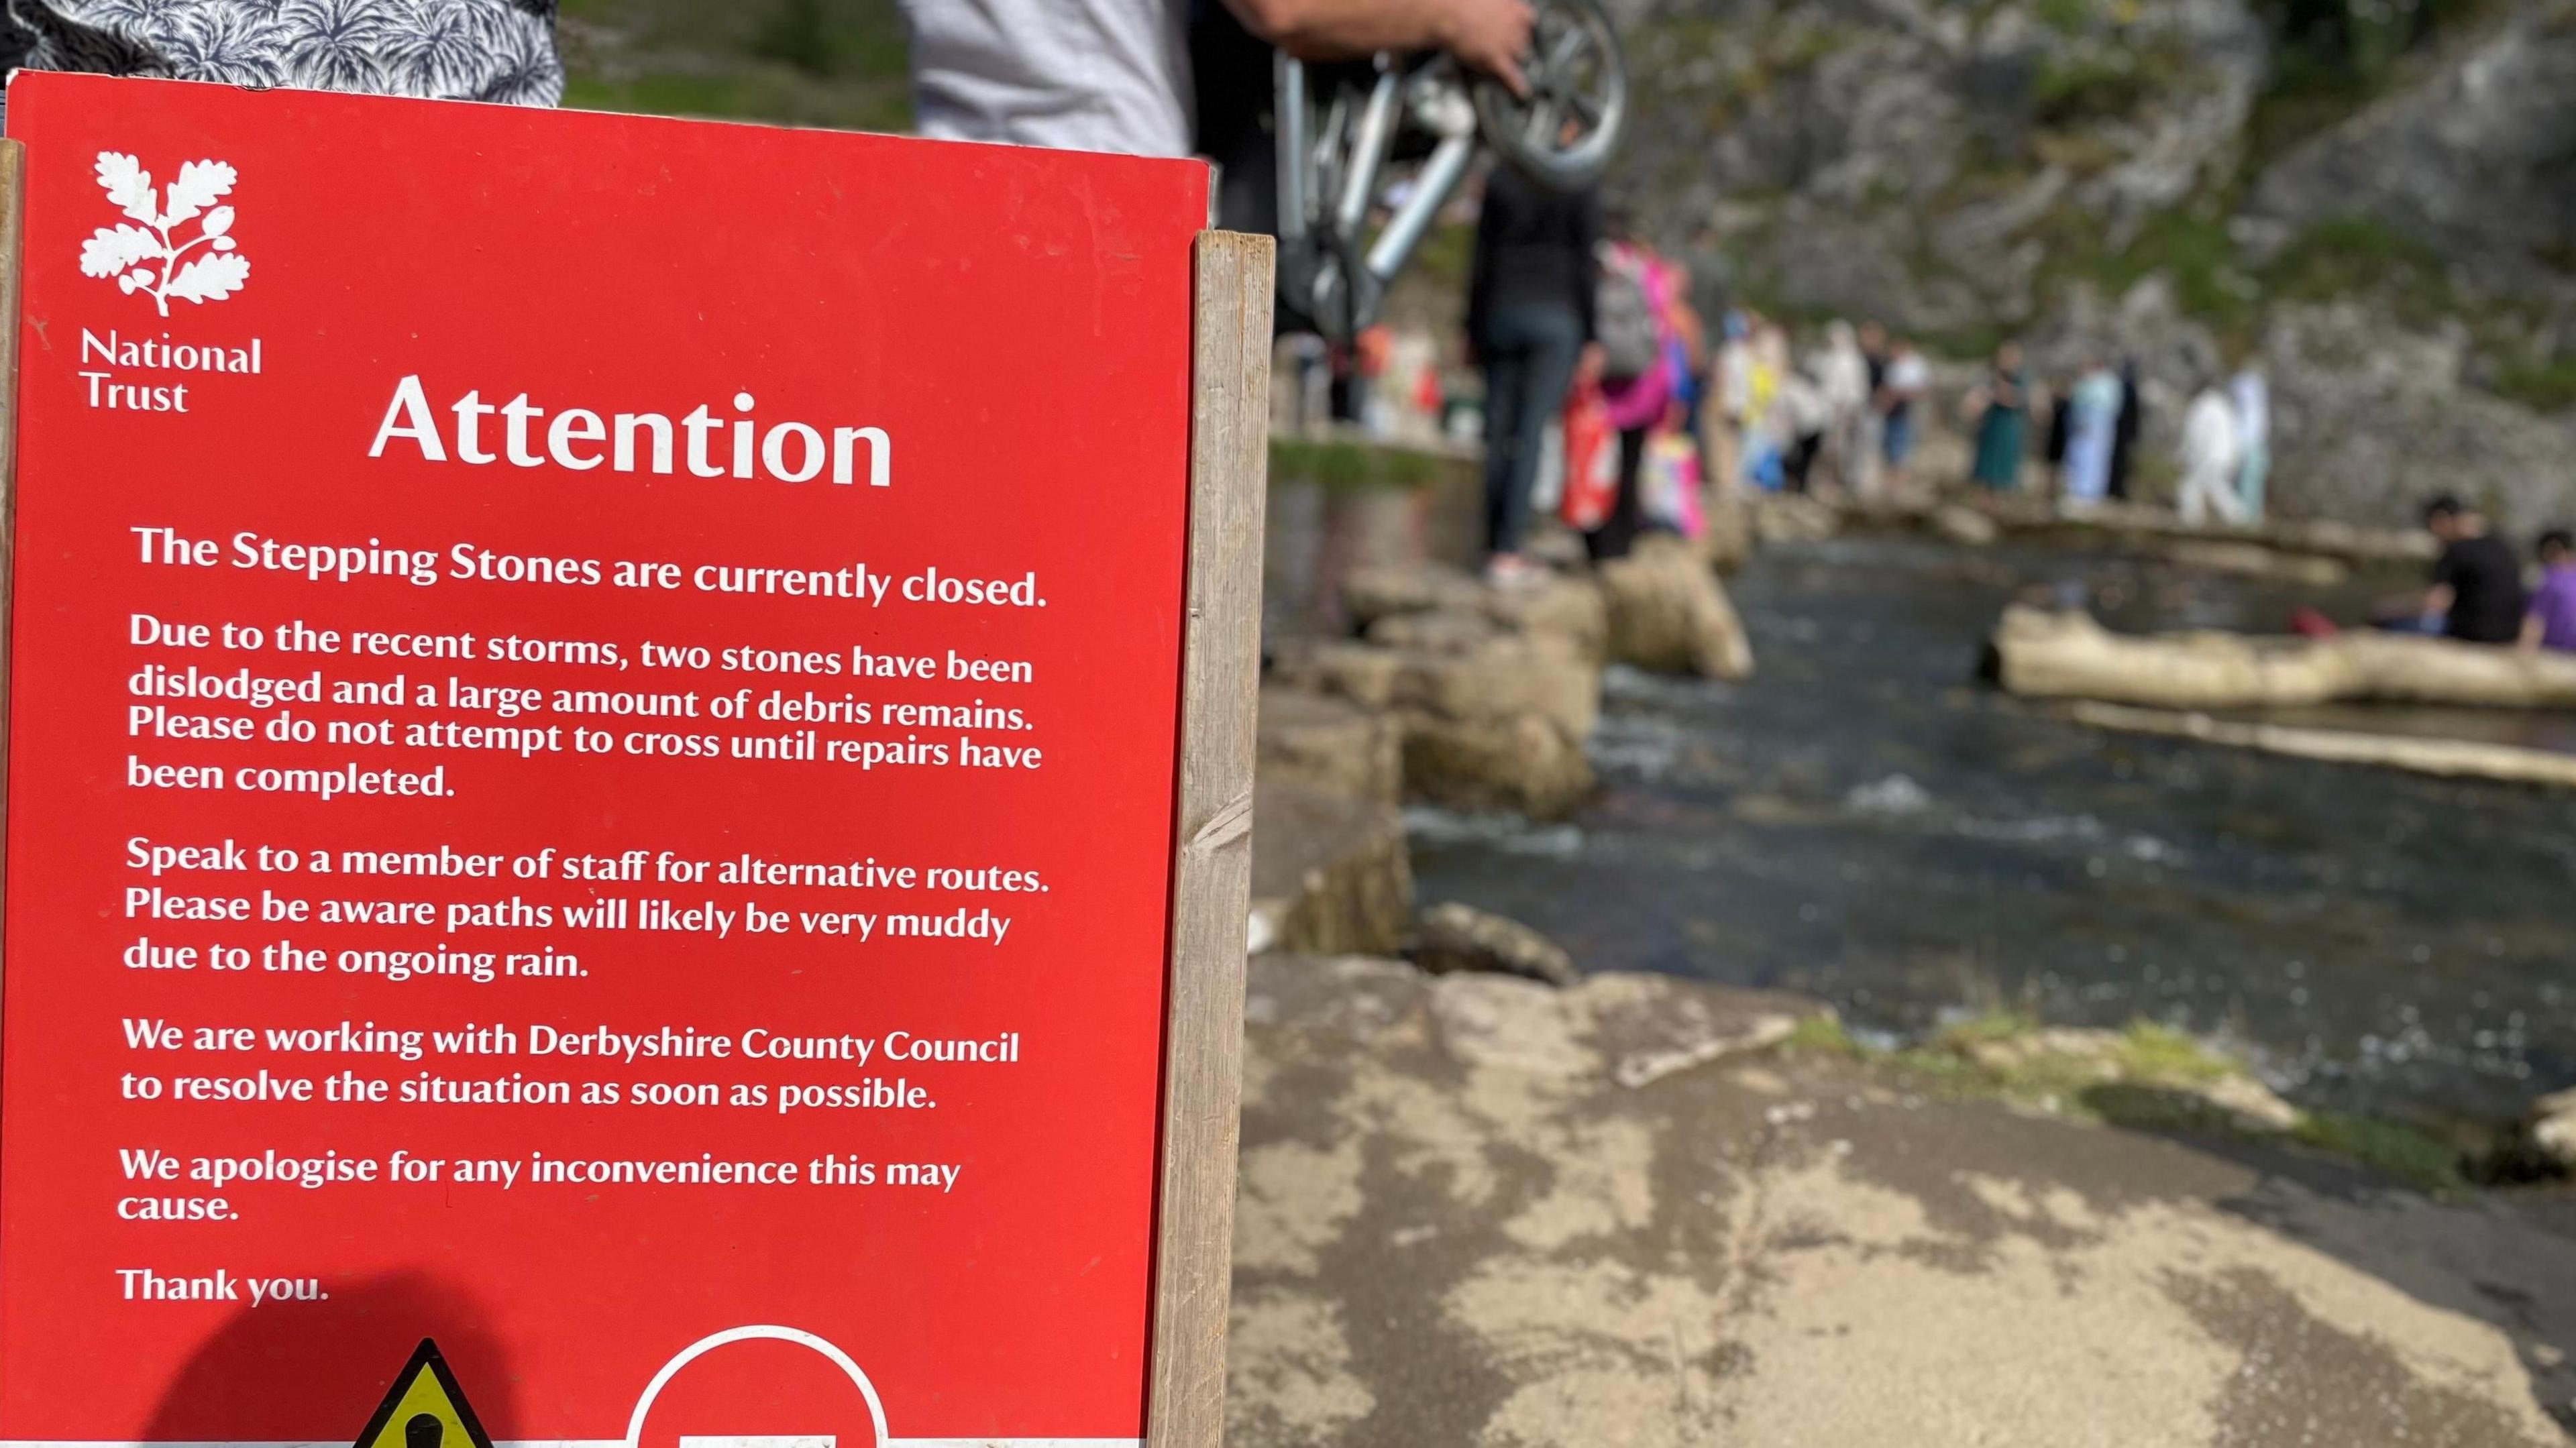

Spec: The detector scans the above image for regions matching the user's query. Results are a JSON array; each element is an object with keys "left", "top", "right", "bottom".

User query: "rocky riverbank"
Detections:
[{"left": 1233, "top": 509, "right": 2576, "bottom": 1445}]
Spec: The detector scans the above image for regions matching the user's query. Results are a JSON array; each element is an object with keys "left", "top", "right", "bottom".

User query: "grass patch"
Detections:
[
  {"left": 1783, "top": 1013, "right": 1865, "bottom": 1058},
  {"left": 2112, "top": 1021, "right": 2235, "bottom": 1084},
  {"left": 2293, "top": 1111, "right": 2464, "bottom": 1192},
  {"left": 1792, "top": 1011, "right": 2473, "bottom": 1192},
  {"left": 1934, "top": 1009, "right": 2045, "bottom": 1048},
  {"left": 1269, "top": 436, "right": 1450, "bottom": 490}
]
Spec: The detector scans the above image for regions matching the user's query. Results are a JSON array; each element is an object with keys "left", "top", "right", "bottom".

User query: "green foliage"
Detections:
[
  {"left": 753, "top": 0, "right": 837, "bottom": 78},
  {"left": 1269, "top": 437, "right": 1447, "bottom": 491},
  {"left": 2261, "top": 215, "right": 2451, "bottom": 310},
  {"left": 1882, "top": 1013, "right": 2466, "bottom": 1192},
  {"left": 2490, "top": 356, "right": 2576, "bottom": 414},
  {"left": 1933, "top": 1009, "right": 2045, "bottom": 1048},
  {"left": 1782, "top": 1013, "right": 1864, "bottom": 1058},
  {"left": 2111, "top": 1021, "right": 2235, "bottom": 1084},
  {"left": 2033, "top": 0, "right": 2096, "bottom": 34},
  {"left": 2031, "top": 51, "right": 2159, "bottom": 129},
  {"left": 561, "top": 0, "right": 910, "bottom": 129},
  {"left": 2247, "top": 0, "right": 2502, "bottom": 160},
  {"left": 2292, "top": 1111, "right": 2465, "bottom": 1192},
  {"left": 2043, "top": 203, "right": 2262, "bottom": 351}
]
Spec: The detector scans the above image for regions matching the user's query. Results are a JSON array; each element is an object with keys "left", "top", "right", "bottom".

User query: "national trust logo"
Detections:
[{"left": 78, "top": 151, "right": 249, "bottom": 317}]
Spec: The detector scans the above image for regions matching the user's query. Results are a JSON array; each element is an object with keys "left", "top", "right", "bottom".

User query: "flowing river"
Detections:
[{"left": 1411, "top": 533, "right": 2576, "bottom": 1128}]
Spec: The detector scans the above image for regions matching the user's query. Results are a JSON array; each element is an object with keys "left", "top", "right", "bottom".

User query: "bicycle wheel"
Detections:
[{"left": 1474, "top": 0, "right": 1627, "bottom": 193}]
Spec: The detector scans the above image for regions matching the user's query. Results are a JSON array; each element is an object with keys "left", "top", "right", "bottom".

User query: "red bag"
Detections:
[{"left": 1560, "top": 380, "right": 1617, "bottom": 531}]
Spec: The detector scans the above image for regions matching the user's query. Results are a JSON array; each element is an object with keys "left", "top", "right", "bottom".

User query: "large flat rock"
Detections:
[{"left": 1230, "top": 957, "right": 2576, "bottom": 1447}]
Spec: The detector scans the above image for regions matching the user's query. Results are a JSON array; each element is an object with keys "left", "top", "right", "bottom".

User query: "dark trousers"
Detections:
[
  {"left": 1477, "top": 303, "right": 1584, "bottom": 557},
  {"left": 1782, "top": 431, "right": 1823, "bottom": 494},
  {"left": 1585, "top": 426, "right": 1650, "bottom": 563}
]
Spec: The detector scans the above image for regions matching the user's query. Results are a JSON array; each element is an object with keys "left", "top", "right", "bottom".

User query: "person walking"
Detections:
[
  {"left": 2231, "top": 365, "right": 2271, "bottom": 523},
  {"left": 1813, "top": 321, "right": 1872, "bottom": 494},
  {"left": 1771, "top": 365, "right": 1830, "bottom": 495},
  {"left": 2106, "top": 359, "right": 2143, "bottom": 502},
  {"left": 1467, "top": 164, "right": 1599, "bottom": 584},
  {"left": 1969, "top": 342, "right": 2029, "bottom": 491},
  {"left": 1584, "top": 219, "right": 1674, "bottom": 561},
  {"left": 1880, "top": 339, "right": 1929, "bottom": 493},
  {"left": 2061, "top": 357, "right": 2123, "bottom": 505},
  {"left": 2176, "top": 381, "right": 2244, "bottom": 526}
]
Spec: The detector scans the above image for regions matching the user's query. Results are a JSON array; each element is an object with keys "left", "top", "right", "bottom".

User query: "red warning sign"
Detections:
[{"left": 0, "top": 73, "right": 1209, "bottom": 1445}]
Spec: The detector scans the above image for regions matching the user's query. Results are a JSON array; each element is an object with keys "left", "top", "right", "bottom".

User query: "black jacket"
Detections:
[{"left": 1466, "top": 166, "right": 1599, "bottom": 349}]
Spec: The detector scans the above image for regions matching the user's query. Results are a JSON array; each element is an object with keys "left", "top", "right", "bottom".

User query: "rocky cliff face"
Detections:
[{"left": 1617, "top": 0, "right": 2576, "bottom": 528}]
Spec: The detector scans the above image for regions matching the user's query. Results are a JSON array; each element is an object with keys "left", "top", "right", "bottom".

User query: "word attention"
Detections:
[{"left": 370, "top": 377, "right": 892, "bottom": 488}]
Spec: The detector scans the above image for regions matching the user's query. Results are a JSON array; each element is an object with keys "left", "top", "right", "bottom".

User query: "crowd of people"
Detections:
[
  {"left": 1458, "top": 182, "right": 2328, "bottom": 589},
  {"left": 1456, "top": 186, "right": 2576, "bottom": 657},
  {"left": 1464, "top": 180, "right": 1951, "bottom": 583}
]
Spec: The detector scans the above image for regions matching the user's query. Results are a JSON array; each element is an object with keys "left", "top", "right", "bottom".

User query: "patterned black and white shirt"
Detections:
[{"left": 0, "top": 0, "right": 561, "bottom": 113}]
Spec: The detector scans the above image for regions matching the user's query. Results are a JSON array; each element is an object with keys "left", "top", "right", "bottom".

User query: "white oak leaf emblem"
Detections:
[{"left": 82, "top": 150, "right": 250, "bottom": 315}]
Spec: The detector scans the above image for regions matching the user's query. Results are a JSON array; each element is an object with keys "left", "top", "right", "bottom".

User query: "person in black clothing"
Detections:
[
  {"left": 2106, "top": 359, "right": 2142, "bottom": 502},
  {"left": 2420, "top": 494, "right": 2528, "bottom": 643},
  {"left": 2041, "top": 370, "right": 2073, "bottom": 497},
  {"left": 1467, "top": 163, "right": 1599, "bottom": 583}
]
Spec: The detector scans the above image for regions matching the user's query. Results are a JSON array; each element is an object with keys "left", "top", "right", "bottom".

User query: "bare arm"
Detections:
[
  {"left": 1224, "top": 0, "right": 1534, "bottom": 91},
  {"left": 2424, "top": 583, "right": 2455, "bottom": 620},
  {"left": 2522, "top": 610, "right": 2547, "bottom": 653}
]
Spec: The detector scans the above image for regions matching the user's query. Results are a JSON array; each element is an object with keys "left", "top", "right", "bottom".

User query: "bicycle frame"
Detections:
[{"left": 1274, "top": 52, "right": 1480, "bottom": 343}]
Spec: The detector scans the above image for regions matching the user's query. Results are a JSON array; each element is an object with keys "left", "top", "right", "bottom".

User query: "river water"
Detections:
[{"left": 1411, "top": 534, "right": 2576, "bottom": 1127}]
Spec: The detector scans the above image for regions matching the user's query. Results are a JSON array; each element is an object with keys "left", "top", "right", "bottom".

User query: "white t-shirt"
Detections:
[{"left": 900, "top": 0, "right": 1195, "bottom": 158}]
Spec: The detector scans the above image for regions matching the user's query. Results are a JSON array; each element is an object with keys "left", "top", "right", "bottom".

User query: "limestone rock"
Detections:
[
  {"left": 1247, "top": 781, "right": 1413, "bottom": 957},
  {"left": 1341, "top": 561, "right": 1609, "bottom": 662},
  {"left": 1598, "top": 537, "right": 1756, "bottom": 681},
  {"left": 1751, "top": 493, "right": 1839, "bottom": 544},
  {"left": 1257, "top": 685, "right": 1401, "bottom": 806},
  {"left": 1988, "top": 605, "right": 2576, "bottom": 711},
  {"left": 1699, "top": 498, "right": 1756, "bottom": 573},
  {"left": 1242, "top": 952, "right": 1426, "bottom": 1043},
  {"left": 1340, "top": 562, "right": 1484, "bottom": 628},
  {"left": 2249, "top": 4, "right": 2576, "bottom": 294},
  {"left": 1929, "top": 502, "right": 2000, "bottom": 547},
  {"left": 1571, "top": 972, "right": 1813, "bottom": 1090},
  {"left": 2528, "top": 1087, "right": 2576, "bottom": 1172},
  {"left": 1403, "top": 712, "right": 1596, "bottom": 820},
  {"left": 1274, "top": 573, "right": 1605, "bottom": 819},
  {"left": 1407, "top": 902, "right": 1580, "bottom": 988}
]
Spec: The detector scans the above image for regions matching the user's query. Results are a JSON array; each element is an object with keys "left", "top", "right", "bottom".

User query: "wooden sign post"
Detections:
[{"left": 0, "top": 74, "right": 1267, "bottom": 1448}]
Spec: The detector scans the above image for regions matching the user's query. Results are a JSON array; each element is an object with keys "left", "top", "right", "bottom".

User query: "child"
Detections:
[{"left": 2521, "top": 528, "right": 2576, "bottom": 653}]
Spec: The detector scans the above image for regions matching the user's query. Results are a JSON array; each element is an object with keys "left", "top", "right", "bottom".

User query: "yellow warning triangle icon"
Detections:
[{"left": 352, "top": 1340, "right": 496, "bottom": 1448}]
